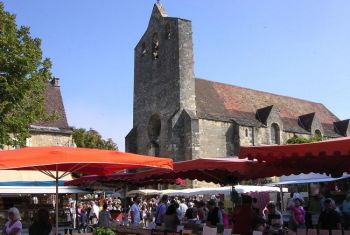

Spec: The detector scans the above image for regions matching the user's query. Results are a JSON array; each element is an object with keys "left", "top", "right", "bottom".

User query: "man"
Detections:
[
  {"left": 155, "top": 194, "right": 168, "bottom": 226},
  {"left": 233, "top": 195, "right": 262, "bottom": 235},
  {"left": 89, "top": 201, "right": 99, "bottom": 225},
  {"left": 130, "top": 197, "right": 141, "bottom": 226},
  {"left": 318, "top": 198, "right": 341, "bottom": 231},
  {"left": 263, "top": 201, "right": 283, "bottom": 235},
  {"left": 342, "top": 193, "right": 350, "bottom": 229},
  {"left": 178, "top": 198, "right": 188, "bottom": 221},
  {"left": 206, "top": 199, "right": 223, "bottom": 226}
]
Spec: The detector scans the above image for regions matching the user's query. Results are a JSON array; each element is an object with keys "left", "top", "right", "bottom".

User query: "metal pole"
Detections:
[
  {"left": 56, "top": 166, "right": 59, "bottom": 235},
  {"left": 280, "top": 185, "right": 284, "bottom": 211}
]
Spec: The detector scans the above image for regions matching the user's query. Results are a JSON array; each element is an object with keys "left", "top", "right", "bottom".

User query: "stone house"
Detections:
[
  {"left": 126, "top": 4, "right": 349, "bottom": 164},
  {"left": 3, "top": 77, "right": 74, "bottom": 149},
  {"left": 28, "top": 77, "right": 74, "bottom": 147}
]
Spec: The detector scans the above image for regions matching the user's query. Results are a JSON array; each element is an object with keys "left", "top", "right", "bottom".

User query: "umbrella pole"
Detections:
[{"left": 56, "top": 167, "right": 59, "bottom": 235}]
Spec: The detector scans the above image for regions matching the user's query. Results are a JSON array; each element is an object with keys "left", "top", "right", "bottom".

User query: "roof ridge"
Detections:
[{"left": 195, "top": 78, "right": 323, "bottom": 106}]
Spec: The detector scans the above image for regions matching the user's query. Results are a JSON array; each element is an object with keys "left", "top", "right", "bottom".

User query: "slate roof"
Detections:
[
  {"left": 195, "top": 78, "right": 340, "bottom": 136},
  {"left": 31, "top": 79, "right": 71, "bottom": 133}
]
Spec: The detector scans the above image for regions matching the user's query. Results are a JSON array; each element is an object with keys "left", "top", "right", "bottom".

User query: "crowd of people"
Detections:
[{"left": 2, "top": 190, "right": 350, "bottom": 235}]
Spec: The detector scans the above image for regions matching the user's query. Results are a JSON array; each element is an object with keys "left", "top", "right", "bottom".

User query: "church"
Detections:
[{"left": 126, "top": 3, "right": 349, "bottom": 162}]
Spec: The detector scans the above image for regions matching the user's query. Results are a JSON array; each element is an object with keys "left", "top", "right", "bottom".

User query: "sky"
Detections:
[{"left": 3, "top": 0, "right": 350, "bottom": 151}]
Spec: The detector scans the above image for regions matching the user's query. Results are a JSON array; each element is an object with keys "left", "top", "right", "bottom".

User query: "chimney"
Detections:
[{"left": 50, "top": 77, "right": 60, "bottom": 87}]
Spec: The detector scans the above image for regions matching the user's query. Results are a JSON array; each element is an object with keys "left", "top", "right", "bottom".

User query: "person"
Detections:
[
  {"left": 218, "top": 201, "right": 229, "bottom": 228},
  {"left": 290, "top": 198, "right": 306, "bottom": 231},
  {"left": 29, "top": 208, "right": 52, "bottom": 235},
  {"left": 178, "top": 198, "right": 188, "bottom": 221},
  {"left": 233, "top": 195, "right": 261, "bottom": 235},
  {"left": 98, "top": 203, "right": 112, "bottom": 228},
  {"left": 185, "top": 202, "right": 197, "bottom": 222},
  {"left": 206, "top": 199, "right": 223, "bottom": 227},
  {"left": 130, "top": 197, "right": 141, "bottom": 226},
  {"left": 89, "top": 201, "right": 99, "bottom": 225},
  {"left": 197, "top": 201, "right": 206, "bottom": 223},
  {"left": 155, "top": 194, "right": 168, "bottom": 226},
  {"left": 342, "top": 193, "right": 350, "bottom": 229},
  {"left": 318, "top": 198, "right": 341, "bottom": 231},
  {"left": 69, "top": 201, "right": 77, "bottom": 229},
  {"left": 308, "top": 195, "right": 321, "bottom": 229},
  {"left": 164, "top": 204, "right": 180, "bottom": 232},
  {"left": 252, "top": 198, "right": 260, "bottom": 216},
  {"left": 3, "top": 207, "right": 22, "bottom": 235},
  {"left": 263, "top": 201, "right": 283, "bottom": 235},
  {"left": 78, "top": 207, "right": 88, "bottom": 233}
]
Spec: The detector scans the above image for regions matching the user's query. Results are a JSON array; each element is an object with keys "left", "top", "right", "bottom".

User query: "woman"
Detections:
[
  {"left": 218, "top": 201, "right": 229, "bottom": 228},
  {"left": 290, "top": 198, "right": 305, "bottom": 231},
  {"left": 163, "top": 204, "right": 180, "bottom": 232},
  {"left": 29, "top": 208, "right": 52, "bottom": 235},
  {"left": 3, "top": 207, "right": 22, "bottom": 235},
  {"left": 98, "top": 203, "right": 111, "bottom": 228}
]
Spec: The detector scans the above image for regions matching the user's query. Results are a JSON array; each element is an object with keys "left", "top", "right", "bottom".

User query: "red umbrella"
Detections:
[
  {"left": 0, "top": 146, "right": 173, "bottom": 233},
  {"left": 239, "top": 137, "right": 350, "bottom": 177},
  {"left": 135, "top": 157, "right": 273, "bottom": 185}
]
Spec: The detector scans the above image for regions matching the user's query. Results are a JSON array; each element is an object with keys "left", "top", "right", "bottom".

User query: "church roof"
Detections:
[
  {"left": 195, "top": 78, "right": 340, "bottom": 137},
  {"left": 31, "top": 78, "right": 71, "bottom": 133}
]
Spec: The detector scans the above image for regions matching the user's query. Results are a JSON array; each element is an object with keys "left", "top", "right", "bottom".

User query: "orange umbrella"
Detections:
[{"left": 0, "top": 146, "right": 173, "bottom": 233}]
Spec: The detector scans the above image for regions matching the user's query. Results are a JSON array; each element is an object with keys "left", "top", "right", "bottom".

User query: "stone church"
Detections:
[{"left": 126, "top": 3, "right": 349, "bottom": 162}]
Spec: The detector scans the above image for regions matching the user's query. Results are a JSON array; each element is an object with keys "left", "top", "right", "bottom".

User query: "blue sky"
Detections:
[{"left": 3, "top": 0, "right": 350, "bottom": 151}]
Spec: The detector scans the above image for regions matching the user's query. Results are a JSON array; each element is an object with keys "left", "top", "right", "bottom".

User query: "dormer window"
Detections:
[
  {"left": 271, "top": 123, "right": 280, "bottom": 145},
  {"left": 152, "top": 33, "right": 159, "bottom": 60}
]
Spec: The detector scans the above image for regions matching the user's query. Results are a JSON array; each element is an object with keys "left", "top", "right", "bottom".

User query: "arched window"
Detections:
[
  {"left": 271, "top": 123, "right": 280, "bottom": 145},
  {"left": 314, "top": 129, "right": 322, "bottom": 137},
  {"left": 314, "top": 129, "right": 322, "bottom": 140},
  {"left": 152, "top": 33, "right": 159, "bottom": 60}
]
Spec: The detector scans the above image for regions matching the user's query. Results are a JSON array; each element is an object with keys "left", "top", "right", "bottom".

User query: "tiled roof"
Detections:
[
  {"left": 32, "top": 79, "right": 70, "bottom": 131},
  {"left": 195, "top": 78, "right": 340, "bottom": 136}
]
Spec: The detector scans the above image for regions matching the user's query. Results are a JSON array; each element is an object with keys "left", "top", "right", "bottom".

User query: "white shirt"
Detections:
[
  {"left": 178, "top": 203, "right": 188, "bottom": 220},
  {"left": 89, "top": 205, "right": 100, "bottom": 219}
]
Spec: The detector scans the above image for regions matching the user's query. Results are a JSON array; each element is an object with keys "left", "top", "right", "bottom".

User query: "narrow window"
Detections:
[
  {"left": 245, "top": 128, "right": 248, "bottom": 137},
  {"left": 152, "top": 33, "right": 159, "bottom": 60},
  {"left": 165, "top": 23, "right": 171, "bottom": 39},
  {"left": 141, "top": 42, "right": 146, "bottom": 57},
  {"left": 271, "top": 123, "right": 280, "bottom": 145}
]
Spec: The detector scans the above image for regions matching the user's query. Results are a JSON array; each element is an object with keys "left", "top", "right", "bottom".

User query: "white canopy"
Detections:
[
  {"left": 126, "top": 185, "right": 287, "bottom": 197},
  {"left": 161, "top": 185, "right": 287, "bottom": 197},
  {"left": 0, "top": 186, "right": 90, "bottom": 194},
  {"left": 272, "top": 173, "right": 350, "bottom": 185}
]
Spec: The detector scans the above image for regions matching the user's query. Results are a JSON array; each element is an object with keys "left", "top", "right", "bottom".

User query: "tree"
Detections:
[
  {"left": 72, "top": 128, "right": 118, "bottom": 150},
  {"left": 0, "top": 2, "right": 52, "bottom": 148}
]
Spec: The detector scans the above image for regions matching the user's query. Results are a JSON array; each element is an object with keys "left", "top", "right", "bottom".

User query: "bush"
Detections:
[{"left": 93, "top": 227, "right": 115, "bottom": 235}]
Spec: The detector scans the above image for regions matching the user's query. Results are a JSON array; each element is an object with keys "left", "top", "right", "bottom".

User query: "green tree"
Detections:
[
  {"left": 286, "top": 134, "right": 322, "bottom": 144},
  {"left": 72, "top": 128, "right": 118, "bottom": 150},
  {"left": 0, "top": 2, "right": 52, "bottom": 148}
]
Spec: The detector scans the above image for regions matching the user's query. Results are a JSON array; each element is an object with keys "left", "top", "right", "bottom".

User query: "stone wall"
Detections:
[
  {"left": 198, "top": 119, "right": 235, "bottom": 157},
  {"left": 28, "top": 132, "right": 74, "bottom": 147}
]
